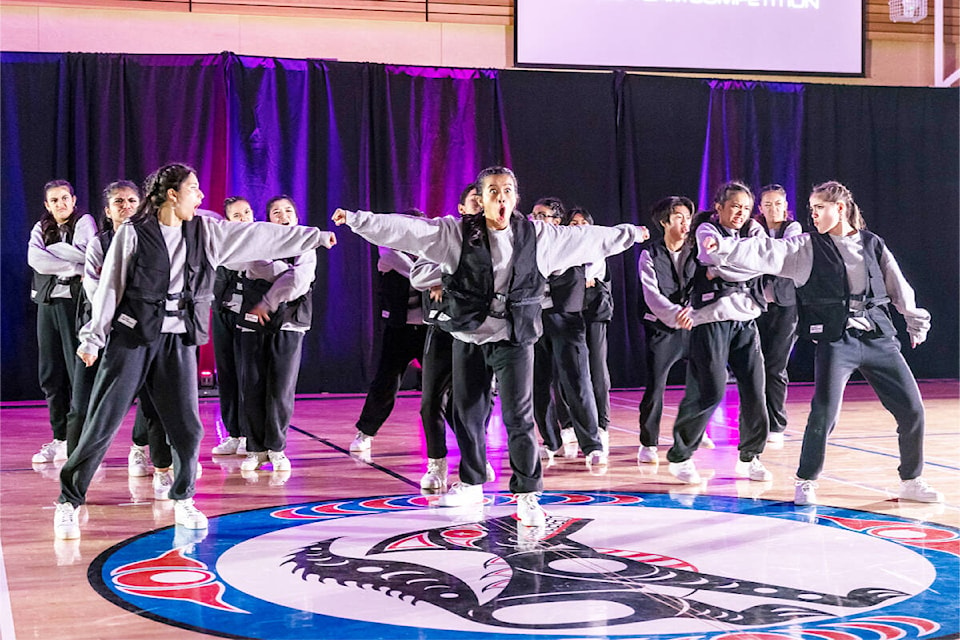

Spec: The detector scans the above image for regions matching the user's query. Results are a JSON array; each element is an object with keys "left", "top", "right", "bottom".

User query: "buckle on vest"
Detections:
[{"left": 488, "top": 292, "right": 508, "bottom": 319}]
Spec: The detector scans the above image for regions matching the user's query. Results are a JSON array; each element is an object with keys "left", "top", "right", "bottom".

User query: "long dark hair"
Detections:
[
  {"left": 40, "top": 180, "right": 81, "bottom": 246},
  {"left": 132, "top": 163, "right": 196, "bottom": 223},
  {"left": 100, "top": 180, "right": 141, "bottom": 232}
]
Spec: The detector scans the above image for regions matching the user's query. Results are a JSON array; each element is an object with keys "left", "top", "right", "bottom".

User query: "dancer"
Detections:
[
  {"left": 332, "top": 165, "right": 648, "bottom": 527},
  {"left": 412, "top": 184, "right": 495, "bottom": 491},
  {"left": 569, "top": 207, "right": 613, "bottom": 451},
  {"left": 55, "top": 163, "right": 336, "bottom": 539},
  {"left": 755, "top": 184, "right": 801, "bottom": 449},
  {"left": 665, "top": 181, "right": 771, "bottom": 485},
  {"left": 210, "top": 196, "right": 255, "bottom": 457},
  {"left": 237, "top": 195, "right": 324, "bottom": 474},
  {"left": 636, "top": 196, "right": 700, "bottom": 465},
  {"left": 66, "top": 180, "right": 173, "bottom": 498},
  {"left": 28, "top": 180, "right": 97, "bottom": 464},
  {"left": 530, "top": 197, "right": 605, "bottom": 469},
  {"left": 701, "top": 180, "right": 941, "bottom": 505},
  {"left": 348, "top": 209, "right": 429, "bottom": 456}
]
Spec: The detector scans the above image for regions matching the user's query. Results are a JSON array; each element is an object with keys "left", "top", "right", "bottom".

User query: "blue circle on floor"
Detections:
[{"left": 89, "top": 491, "right": 960, "bottom": 639}]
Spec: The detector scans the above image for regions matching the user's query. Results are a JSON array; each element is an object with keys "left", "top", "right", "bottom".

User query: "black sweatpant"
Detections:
[
  {"left": 756, "top": 303, "right": 798, "bottom": 434},
  {"left": 212, "top": 310, "right": 243, "bottom": 439},
  {"left": 59, "top": 332, "right": 202, "bottom": 507},
  {"left": 356, "top": 323, "right": 428, "bottom": 437},
  {"left": 533, "top": 312, "right": 602, "bottom": 455},
  {"left": 666, "top": 320, "right": 768, "bottom": 464},
  {"left": 65, "top": 355, "right": 171, "bottom": 467},
  {"left": 585, "top": 320, "right": 611, "bottom": 431},
  {"left": 452, "top": 339, "right": 540, "bottom": 493},
  {"left": 638, "top": 323, "right": 689, "bottom": 447},
  {"left": 37, "top": 299, "right": 79, "bottom": 440},
  {"left": 238, "top": 329, "right": 304, "bottom": 453},
  {"left": 798, "top": 333, "right": 925, "bottom": 481},
  {"left": 420, "top": 326, "right": 453, "bottom": 459}
]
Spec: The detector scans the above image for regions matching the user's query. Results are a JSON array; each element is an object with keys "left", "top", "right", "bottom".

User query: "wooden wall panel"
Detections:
[{"left": 5, "top": 0, "right": 956, "bottom": 39}]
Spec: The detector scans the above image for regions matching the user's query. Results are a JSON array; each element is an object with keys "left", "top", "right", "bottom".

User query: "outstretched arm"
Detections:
[
  {"left": 700, "top": 225, "right": 814, "bottom": 287},
  {"left": 332, "top": 209, "right": 461, "bottom": 270},
  {"left": 535, "top": 223, "right": 649, "bottom": 277}
]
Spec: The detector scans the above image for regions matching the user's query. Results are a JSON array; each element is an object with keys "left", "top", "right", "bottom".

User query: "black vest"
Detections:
[
  {"left": 379, "top": 268, "right": 417, "bottom": 328},
  {"left": 237, "top": 258, "right": 313, "bottom": 333},
  {"left": 31, "top": 223, "right": 82, "bottom": 305},
  {"left": 76, "top": 228, "right": 115, "bottom": 328},
  {"left": 796, "top": 231, "right": 895, "bottom": 342},
  {"left": 110, "top": 215, "right": 214, "bottom": 346},
  {"left": 640, "top": 240, "right": 695, "bottom": 331},
  {"left": 546, "top": 265, "right": 586, "bottom": 315},
  {"left": 762, "top": 221, "right": 798, "bottom": 306},
  {"left": 213, "top": 266, "right": 242, "bottom": 315},
  {"left": 583, "top": 261, "right": 614, "bottom": 323},
  {"left": 441, "top": 213, "right": 545, "bottom": 345},
  {"left": 690, "top": 219, "right": 766, "bottom": 311}
]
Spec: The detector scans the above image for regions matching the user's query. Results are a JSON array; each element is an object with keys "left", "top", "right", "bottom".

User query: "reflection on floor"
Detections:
[{"left": 2, "top": 381, "right": 958, "bottom": 639}]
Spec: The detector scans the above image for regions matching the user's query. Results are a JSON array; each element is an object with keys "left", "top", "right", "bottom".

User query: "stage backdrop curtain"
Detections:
[{"left": 1, "top": 51, "right": 957, "bottom": 400}]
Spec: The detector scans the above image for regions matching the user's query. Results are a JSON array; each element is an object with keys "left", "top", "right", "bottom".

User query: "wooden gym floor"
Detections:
[{"left": 1, "top": 380, "right": 957, "bottom": 639}]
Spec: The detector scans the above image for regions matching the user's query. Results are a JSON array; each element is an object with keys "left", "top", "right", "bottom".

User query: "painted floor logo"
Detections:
[{"left": 90, "top": 492, "right": 959, "bottom": 640}]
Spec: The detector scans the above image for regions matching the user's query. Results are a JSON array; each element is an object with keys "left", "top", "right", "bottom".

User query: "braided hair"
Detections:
[
  {"left": 132, "top": 163, "right": 196, "bottom": 223},
  {"left": 810, "top": 180, "right": 866, "bottom": 230}
]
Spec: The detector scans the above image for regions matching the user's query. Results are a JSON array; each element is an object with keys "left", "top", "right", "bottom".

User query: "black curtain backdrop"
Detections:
[{"left": 2, "top": 51, "right": 957, "bottom": 400}]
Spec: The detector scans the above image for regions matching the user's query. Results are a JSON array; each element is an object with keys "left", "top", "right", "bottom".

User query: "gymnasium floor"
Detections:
[{"left": 1, "top": 381, "right": 958, "bottom": 640}]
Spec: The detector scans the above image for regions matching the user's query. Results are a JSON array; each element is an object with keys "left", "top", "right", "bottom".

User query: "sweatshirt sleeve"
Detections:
[
  {"left": 880, "top": 246, "right": 931, "bottom": 345},
  {"left": 410, "top": 258, "right": 443, "bottom": 291},
  {"left": 260, "top": 251, "right": 318, "bottom": 312},
  {"left": 78, "top": 223, "right": 137, "bottom": 356},
  {"left": 377, "top": 247, "right": 416, "bottom": 278},
  {"left": 345, "top": 210, "right": 461, "bottom": 270},
  {"left": 82, "top": 239, "right": 105, "bottom": 301},
  {"left": 535, "top": 223, "right": 644, "bottom": 277},
  {"left": 27, "top": 223, "right": 85, "bottom": 277},
  {"left": 201, "top": 217, "right": 334, "bottom": 268},
  {"left": 638, "top": 249, "right": 684, "bottom": 329},
  {"left": 704, "top": 226, "right": 815, "bottom": 287}
]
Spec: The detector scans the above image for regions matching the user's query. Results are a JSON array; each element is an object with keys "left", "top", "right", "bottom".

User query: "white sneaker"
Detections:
[
  {"left": 236, "top": 437, "right": 248, "bottom": 456},
  {"left": 267, "top": 451, "right": 291, "bottom": 472},
  {"left": 700, "top": 433, "right": 716, "bottom": 449},
  {"left": 794, "top": 479, "right": 818, "bottom": 505},
  {"left": 515, "top": 492, "right": 546, "bottom": 527},
  {"left": 560, "top": 428, "right": 578, "bottom": 458},
  {"left": 735, "top": 457, "right": 773, "bottom": 482},
  {"left": 767, "top": 432, "right": 785, "bottom": 449},
  {"left": 349, "top": 431, "right": 373, "bottom": 452},
  {"left": 637, "top": 445, "right": 658, "bottom": 464},
  {"left": 174, "top": 498, "right": 208, "bottom": 529},
  {"left": 899, "top": 477, "right": 943, "bottom": 503},
  {"left": 585, "top": 450, "right": 608, "bottom": 468},
  {"left": 33, "top": 439, "right": 67, "bottom": 464},
  {"left": 420, "top": 457, "right": 448, "bottom": 491},
  {"left": 240, "top": 452, "right": 268, "bottom": 471},
  {"left": 599, "top": 429, "right": 610, "bottom": 454},
  {"left": 128, "top": 445, "right": 150, "bottom": 477},
  {"left": 485, "top": 462, "right": 496, "bottom": 483},
  {"left": 53, "top": 502, "right": 80, "bottom": 539},
  {"left": 539, "top": 445, "right": 556, "bottom": 465},
  {"left": 153, "top": 470, "right": 173, "bottom": 500},
  {"left": 668, "top": 460, "right": 702, "bottom": 484},
  {"left": 437, "top": 482, "right": 483, "bottom": 507},
  {"left": 211, "top": 436, "right": 241, "bottom": 455}
]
